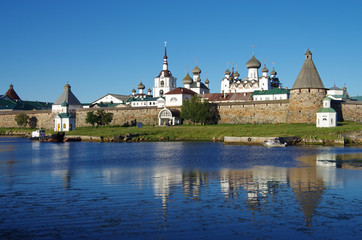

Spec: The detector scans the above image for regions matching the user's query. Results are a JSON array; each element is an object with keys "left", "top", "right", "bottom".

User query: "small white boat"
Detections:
[
  {"left": 30, "top": 129, "right": 47, "bottom": 141},
  {"left": 263, "top": 138, "right": 287, "bottom": 147}
]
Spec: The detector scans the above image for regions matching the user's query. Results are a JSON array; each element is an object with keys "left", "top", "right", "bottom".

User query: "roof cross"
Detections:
[
  {"left": 252, "top": 45, "right": 256, "bottom": 54},
  {"left": 164, "top": 41, "right": 167, "bottom": 47}
]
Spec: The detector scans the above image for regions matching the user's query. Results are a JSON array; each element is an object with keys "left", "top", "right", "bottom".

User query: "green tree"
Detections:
[
  {"left": 181, "top": 95, "right": 211, "bottom": 124},
  {"left": 15, "top": 113, "right": 29, "bottom": 127},
  {"left": 85, "top": 111, "right": 98, "bottom": 127},
  {"left": 98, "top": 110, "right": 113, "bottom": 127},
  {"left": 86, "top": 110, "right": 114, "bottom": 127}
]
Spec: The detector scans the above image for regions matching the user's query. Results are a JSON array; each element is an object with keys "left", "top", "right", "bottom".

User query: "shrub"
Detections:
[
  {"left": 15, "top": 113, "right": 29, "bottom": 127},
  {"left": 85, "top": 110, "right": 114, "bottom": 127}
]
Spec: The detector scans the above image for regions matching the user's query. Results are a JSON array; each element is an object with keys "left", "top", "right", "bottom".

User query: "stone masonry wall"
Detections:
[
  {"left": 0, "top": 110, "right": 54, "bottom": 129},
  {"left": 287, "top": 89, "right": 326, "bottom": 123},
  {"left": 75, "top": 107, "right": 165, "bottom": 127},
  {"left": 217, "top": 100, "right": 290, "bottom": 124},
  {"left": 0, "top": 98, "right": 360, "bottom": 129},
  {"left": 341, "top": 102, "right": 362, "bottom": 123}
]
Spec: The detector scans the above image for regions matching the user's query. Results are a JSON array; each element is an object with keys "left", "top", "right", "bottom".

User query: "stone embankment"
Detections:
[{"left": 224, "top": 135, "right": 350, "bottom": 145}]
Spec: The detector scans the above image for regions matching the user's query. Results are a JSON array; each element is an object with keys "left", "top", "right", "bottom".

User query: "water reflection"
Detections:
[{"left": 1, "top": 138, "right": 362, "bottom": 239}]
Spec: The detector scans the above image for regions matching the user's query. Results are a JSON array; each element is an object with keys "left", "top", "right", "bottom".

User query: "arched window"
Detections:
[
  {"left": 160, "top": 90, "right": 164, "bottom": 96},
  {"left": 160, "top": 81, "right": 164, "bottom": 87}
]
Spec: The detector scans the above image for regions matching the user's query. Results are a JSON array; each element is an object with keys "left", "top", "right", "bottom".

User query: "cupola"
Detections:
[
  {"left": 246, "top": 54, "right": 261, "bottom": 69},
  {"left": 192, "top": 65, "right": 201, "bottom": 75},
  {"left": 137, "top": 82, "right": 145, "bottom": 89}
]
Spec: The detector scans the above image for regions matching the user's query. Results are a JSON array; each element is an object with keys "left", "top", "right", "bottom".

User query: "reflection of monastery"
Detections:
[
  {"left": 0, "top": 43, "right": 361, "bottom": 130},
  {"left": 91, "top": 151, "right": 355, "bottom": 229},
  {"left": 148, "top": 152, "right": 355, "bottom": 228}
]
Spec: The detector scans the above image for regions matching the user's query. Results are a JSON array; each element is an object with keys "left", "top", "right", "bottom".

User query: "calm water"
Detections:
[{"left": 1, "top": 137, "right": 362, "bottom": 239}]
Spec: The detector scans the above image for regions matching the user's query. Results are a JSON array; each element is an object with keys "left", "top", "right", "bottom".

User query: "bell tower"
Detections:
[{"left": 153, "top": 42, "right": 177, "bottom": 97}]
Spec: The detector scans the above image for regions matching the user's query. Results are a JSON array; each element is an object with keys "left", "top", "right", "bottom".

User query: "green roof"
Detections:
[
  {"left": 127, "top": 96, "right": 163, "bottom": 102},
  {"left": 0, "top": 99, "right": 52, "bottom": 110},
  {"left": 317, "top": 108, "right": 336, "bottom": 113},
  {"left": 350, "top": 96, "right": 362, "bottom": 101},
  {"left": 95, "top": 102, "right": 122, "bottom": 108},
  {"left": 58, "top": 113, "right": 74, "bottom": 118},
  {"left": 0, "top": 99, "right": 17, "bottom": 109},
  {"left": 329, "top": 95, "right": 345, "bottom": 98},
  {"left": 252, "top": 88, "right": 290, "bottom": 96}
]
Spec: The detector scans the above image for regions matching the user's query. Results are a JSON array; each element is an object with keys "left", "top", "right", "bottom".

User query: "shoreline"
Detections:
[{"left": 1, "top": 131, "right": 361, "bottom": 146}]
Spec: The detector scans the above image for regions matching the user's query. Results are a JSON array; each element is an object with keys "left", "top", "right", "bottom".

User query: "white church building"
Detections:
[
  {"left": 52, "top": 84, "right": 83, "bottom": 131},
  {"left": 153, "top": 42, "right": 177, "bottom": 98},
  {"left": 220, "top": 51, "right": 281, "bottom": 94}
]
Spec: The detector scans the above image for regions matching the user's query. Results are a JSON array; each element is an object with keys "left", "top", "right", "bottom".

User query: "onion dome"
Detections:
[
  {"left": 224, "top": 68, "right": 231, "bottom": 75},
  {"left": 246, "top": 54, "right": 261, "bottom": 69},
  {"left": 147, "top": 88, "right": 151, "bottom": 93},
  {"left": 137, "top": 82, "right": 145, "bottom": 89},
  {"left": 132, "top": 89, "right": 136, "bottom": 93},
  {"left": 270, "top": 67, "right": 277, "bottom": 76},
  {"left": 192, "top": 65, "right": 201, "bottom": 75},
  {"left": 205, "top": 78, "right": 209, "bottom": 84},
  {"left": 262, "top": 64, "right": 269, "bottom": 73},
  {"left": 182, "top": 73, "right": 193, "bottom": 85},
  {"left": 234, "top": 71, "right": 240, "bottom": 78}
]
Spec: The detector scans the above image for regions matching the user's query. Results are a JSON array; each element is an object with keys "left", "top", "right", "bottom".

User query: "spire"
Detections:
[
  {"left": 163, "top": 41, "right": 168, "bottom": 60},
  {"left": 163, "top": 41, "right": 168, "bottom": 71}
]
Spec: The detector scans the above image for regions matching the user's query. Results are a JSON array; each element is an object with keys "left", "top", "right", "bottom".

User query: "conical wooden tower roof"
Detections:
[
  {"left": 292, "top": 50, "right": 325, "bottom": 89},
  {"left": 54, "top": 84, "right": 81, "bottom": 105}
]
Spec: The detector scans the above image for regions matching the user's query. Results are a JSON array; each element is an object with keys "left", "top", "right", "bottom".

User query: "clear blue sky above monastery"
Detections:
[{"left": 0, "top": 0, "right": 361, "bottom": 103}]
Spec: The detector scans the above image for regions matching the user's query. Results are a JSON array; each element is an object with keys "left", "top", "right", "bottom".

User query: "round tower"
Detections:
[{"left": 288, "top": 49, "right": 326, "bottom": 123}]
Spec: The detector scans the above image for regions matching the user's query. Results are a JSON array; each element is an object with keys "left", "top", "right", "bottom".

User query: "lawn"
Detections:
[{"left": 1, "top": 122, "right": 360, "bottom": 142}]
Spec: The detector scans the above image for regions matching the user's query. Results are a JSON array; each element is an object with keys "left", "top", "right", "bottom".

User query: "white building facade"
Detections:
[
  {"left": 220, "top": 52, "right": 281, "bottom": 94},
  {"left": 54, "top": 102, "right": 75, "bottom": 131},
  {"left": 316, "top": 97, "right": 337, "bottom": 128},
  {"left": 153, "top": 43, "right": 177, "bottom": 97},
  {"left": 164, "top": 87, "right": 196, "bottom": 107}
]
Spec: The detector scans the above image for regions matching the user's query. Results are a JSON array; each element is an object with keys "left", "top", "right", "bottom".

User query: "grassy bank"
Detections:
[{"left": 2, "top": 122, "right": 360, "bottom": 142}]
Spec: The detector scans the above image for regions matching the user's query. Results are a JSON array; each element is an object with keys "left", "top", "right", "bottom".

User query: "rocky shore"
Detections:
[{"left": 1, "top": 130, "right": 361, "bottom": 145}]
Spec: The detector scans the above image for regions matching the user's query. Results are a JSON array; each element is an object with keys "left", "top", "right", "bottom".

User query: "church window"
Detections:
[
  {"left": 161, "top": 81, "right": 164, "bottom": 87},
  {"left": 63, "top": 123, "right": 66, "bottom": 129},
  {"left": 160, "top": 90, "right": 164, "bottom": 96},
  {"left": 331, "top": 118, "right": 333, "bottom": 124}
]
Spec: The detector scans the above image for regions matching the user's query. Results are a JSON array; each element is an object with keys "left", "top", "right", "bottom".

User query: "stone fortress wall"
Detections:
[{"left": 0, "top": 100, "right": 360, "bottom": 129}]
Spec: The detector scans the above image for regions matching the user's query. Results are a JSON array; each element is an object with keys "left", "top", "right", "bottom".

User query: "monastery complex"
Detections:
[{"left": 0, "top": 44, "right": 361, "bottom": 130}]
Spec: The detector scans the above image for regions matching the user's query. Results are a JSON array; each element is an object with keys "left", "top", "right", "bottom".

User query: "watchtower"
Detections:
[{"left": 288, "top": 50, "right": 326, "bottom": 123}]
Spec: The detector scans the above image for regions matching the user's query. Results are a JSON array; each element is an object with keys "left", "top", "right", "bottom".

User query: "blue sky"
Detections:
[{"left": 0, "top": 0, "right": 361, "bottom": 103}]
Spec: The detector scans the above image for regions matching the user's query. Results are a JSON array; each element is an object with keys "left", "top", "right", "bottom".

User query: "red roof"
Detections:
[
  {"left": 5, "top": 84, "right": 21, "bottom": 101},
  {"left": 202, "top": 92, "right": 252, "bottom": 102},
  {"left": 165, "top": 87, "right": 197, "bottom": 95}
]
